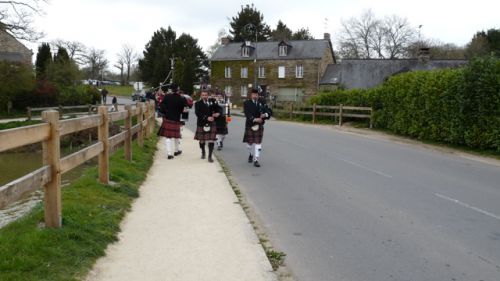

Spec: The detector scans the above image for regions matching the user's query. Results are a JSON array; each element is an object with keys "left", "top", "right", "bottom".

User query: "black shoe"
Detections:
[
  {"left": 253, "top": 161, "right": 261, "bottom": 167},
  {"left": 174, "top": 150, "right": 182, "bottom": 156},
  {"left": 220, "top": 142, "right": 223, "bottom": 148},
  {"left": 248, "top": 154, "right": 253, "bottom": 163},
  {"left": 208, "top": 157, "right": 214, "bottom": 163},
  {"left": 217, "top": 146, "right": 222, "bottom": 151},
  {"left": 201, "top": 152, "right": 206, "bottom": 159},
  {"left": 167, "top": 155, "right": 174, "bottom": 160}
]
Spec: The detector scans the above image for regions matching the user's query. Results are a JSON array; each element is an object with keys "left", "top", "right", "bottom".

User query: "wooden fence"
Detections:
[
  {"left": 272, "top": 103, "right": 373, "bottom": 128},
  {"left": 0, "top": 101, "right": 156, "bottom": 228},
  {"left": 27, "top": 104, "right": 128, "bottom": 121}
]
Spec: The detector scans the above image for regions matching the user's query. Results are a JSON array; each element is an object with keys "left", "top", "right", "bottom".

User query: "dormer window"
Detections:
[
  {"left": 279, "top": 45, "right": 287, "bottom": 56},
  {"left": 242, "top": 46, "right": 250, "bottom": 57}
]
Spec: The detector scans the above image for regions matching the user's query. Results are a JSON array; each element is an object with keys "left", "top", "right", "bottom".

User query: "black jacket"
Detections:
[
  {"left": 243, "top": 99, "right": 272, "bottom": 128},
  {"left": 159, "top": 93, "right": 187, "bottom": 122},
  {"left": 195, "top": 99, "right": 220, "bottom": 127}
]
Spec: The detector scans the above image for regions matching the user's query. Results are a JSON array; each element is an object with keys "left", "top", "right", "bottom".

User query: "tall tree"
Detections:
[
  {"left": 271, "top": 20, "right": 292, "bottom": 41},
  {"left": 206, "top": 29, "right": 229, "bottom": 58},
  {"left": 138, "top": 26, "right": 176, "bottom": 87},
  {"left": 83, "top": 48, "right": 108, "bottom": 80},
  {"left": 50, "top": 39, "right": 87, "bottom": 65},
  {"left": 35, "top": 43, "right": 52, "bottom": 79},
  {"left": 486, "top": 28, "right": 500, "bottom": 56},
  {"left": 381, "top": 15, "right": 415, "bottom": 59},
  {"left": 291, "top": 28, "right": 315, "bottom": 40},
  {"left": 173, "top": 33, "right": 207, "bottom": 94},
  {"left": 54, "top": 47, "right": 70, "bottom": 63},
  {"left": 229, "top": 4, "right": 271, "bottom": 42},
  {"left": 0, "top": 0, "right": 46, "bottom": 41},
  {"left": 114, "top": 57, "right": 125, "bottom": 85},
  {"left": 118, "top": 44, "right": 137, "bottom": 84},
  {"left": 48, "top": 47, "right": 80, "bottom": 87}
]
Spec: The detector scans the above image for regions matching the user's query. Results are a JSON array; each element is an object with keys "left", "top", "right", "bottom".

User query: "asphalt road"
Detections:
[{"left": 187, "top": 113, "right": 500, "bottom": 281}]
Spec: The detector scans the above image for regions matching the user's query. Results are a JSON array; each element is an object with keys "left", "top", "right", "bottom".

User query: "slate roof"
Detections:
[
  {"left": 211, "top": 39, "right": 332, "bottom": 61},
  {"left": 320, "top": 59, "right": 468, "bottom": 89}
]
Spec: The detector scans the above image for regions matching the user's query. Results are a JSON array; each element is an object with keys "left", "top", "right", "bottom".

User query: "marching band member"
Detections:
[
  {"left": 243, "top": 89, "right": 272, "bottom": 167},
  {"left": 215, "top": 92, "right": 230, "bottom": 151},
  {"left": 157, "top": 84, "right": 187, "bottom": 159},
  {"left": 194, "top": 90, "right": 221, "bottom": 163}
]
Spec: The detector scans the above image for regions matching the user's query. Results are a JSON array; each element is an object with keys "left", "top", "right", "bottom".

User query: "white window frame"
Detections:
[
  {"left": 278, "top": 66, "right": 286, "bottom": 79},
  {"left": 258, "top": 65, "right": 265, "bottom": 78},
  {"left": 224, "top": 85, "right": 232, "bottom": 95},
  {"left": 295, "top": 64, "right": 304, "bottom": 78},
  {"left": 242, "top": 47, "right": 250, "bottom": 57},
  {"left": 224, "top": 66, "right": 231, "bottom": 78},
  {"left": 241, "top": 67, "right": 248, "bottom": 78},
  {"left": 279, "top": 45, "right": 287, "bottom": 56},
  {"left": 241, "top": 85, "right": 247, "bottom": 97}
]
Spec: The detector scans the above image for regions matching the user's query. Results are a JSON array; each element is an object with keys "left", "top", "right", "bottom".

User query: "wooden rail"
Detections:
[
  {"left": 26, "top": 104, "right": 128, "bottom": 120},
  {"left": 0, "top": 101, "right": 156, "bottom": 228},
  {"left": 273, "top": 103, "right": 373, "bottom": 128}
]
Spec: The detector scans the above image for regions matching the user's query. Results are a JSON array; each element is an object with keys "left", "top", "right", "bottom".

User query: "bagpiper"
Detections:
[
  {"left": 215, "top": 92, "right": 230, "bottom": 151},
  {"left": 194, "top": 90, "right": 221, "bottom": 163},
  {"left": 157, "top": 84, "right": 187, "bottom": 159},
  {"left": 243, "top": 88, "right": 272, "bottom": 167}
]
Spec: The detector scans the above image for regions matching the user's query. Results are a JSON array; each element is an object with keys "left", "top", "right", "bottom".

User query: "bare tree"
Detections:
[
  {"left": 117, "top": 44, "right": 137, "bottom": 84},
  {"left": 0, "top": 0, "right": 47, "bottom": 41},
  {"left": 84, "top": 48, "right": 108, "bottom": 80},
  {"left": 114, "top": 57, "right": 125, "bottom": 85},
  {"left": 50, "top": 39, "right": 87, "bottom": 65},
  {"left": 337, "top": 10, "right": 416, "bottom": 59},
  {"left": 206, "top": 29, "right": 228, "bottom": 58}
]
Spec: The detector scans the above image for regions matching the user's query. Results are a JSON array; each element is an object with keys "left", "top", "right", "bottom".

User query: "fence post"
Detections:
[
  {"left": 98, "top": 106, "right": 109, "bottom": 184},
  {"left": 369, "top": 107, "right": 373, "bottom": 129},
  {"left": 312, "top": 103, "right": 317, "bottom": 124},
  {"left": 41, "top": 110, "right": 62, "bottom": 228},
  {"left": 88, "top": 104, "right": 92, "bottom": 115},
  {"left": 125, "top": 105, "right": 132, "bottom": 161},
  {"left": 27, "top": 107, "right": 32, "bottom": 121},
  {"left": 150, "top": 101, "right": 156, "bottom": 136},
  {"left": 339, "top": 104, "right": 343, "bottom": 126},
  {"left": 289, "top": 103, "right": 293, "bottom": 119},
  {"left": 137, "top": 102, "right": 144, "bottom": 147}
]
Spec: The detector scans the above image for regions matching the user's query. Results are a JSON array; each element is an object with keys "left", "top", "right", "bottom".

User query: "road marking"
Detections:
[
  {"left": 334, "top": 155, "right": 393, "bottom": 178},
  {"left": 435, "top": 193, "right": 500, "bottom": 221}
]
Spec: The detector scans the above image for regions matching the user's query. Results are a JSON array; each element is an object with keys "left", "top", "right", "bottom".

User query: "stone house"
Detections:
[
  {"left": 210, "top": 33, "right": 336, "bottom": 103},
  {"left": 0, "top": 29, "right": 33, "bottom": 64}
]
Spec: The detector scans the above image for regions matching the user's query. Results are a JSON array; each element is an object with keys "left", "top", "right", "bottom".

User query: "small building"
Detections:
[
  {"left": 320, "top": 49, "right": 468, "bottom": 90},
  {"left": 0, "top": 29, "right": 33, "bottom": 64},
  {"left": 210, "top": 33, "right": 336, "bottom": 103}
]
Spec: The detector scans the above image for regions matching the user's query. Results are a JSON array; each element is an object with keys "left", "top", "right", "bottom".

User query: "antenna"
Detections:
[{"left": 324, "top": 18, "right": 329, "bottom": 33}]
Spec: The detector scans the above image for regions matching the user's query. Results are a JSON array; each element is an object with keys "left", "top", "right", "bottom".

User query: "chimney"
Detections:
[
  {"left": 418, "top": 47, "right": 430, "bottom": 63},
  {"left": 221, "top": 37, "right": 230, "bottom": 46},
  {"left": 324, "top": 33, "right": 331, "bottom": 41}
]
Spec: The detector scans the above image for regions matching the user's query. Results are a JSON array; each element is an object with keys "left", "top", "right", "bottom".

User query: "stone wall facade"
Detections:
[{"left": 0, "top": 29, "right": 33, "bottom": 64}]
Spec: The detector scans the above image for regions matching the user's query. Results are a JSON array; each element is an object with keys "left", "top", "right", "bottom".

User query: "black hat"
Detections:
[
  {"left": 251, "top": 88, "right": 259, "bottom": 94},
  {"left": 170, "top": 83, "right": 179, "bottom": 91}
]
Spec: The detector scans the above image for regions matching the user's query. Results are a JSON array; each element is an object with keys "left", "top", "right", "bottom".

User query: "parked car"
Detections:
[{"left": 131, "top": 90, "right": 146, "bottom": 102}]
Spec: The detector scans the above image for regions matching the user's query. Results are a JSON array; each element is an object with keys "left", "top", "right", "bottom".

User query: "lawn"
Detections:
[
  {"left": 104, "top": 85, "right": 135, "bottom": 97},
  {"left": 0, "top": 134, "right": 158, "bottom": 281}
]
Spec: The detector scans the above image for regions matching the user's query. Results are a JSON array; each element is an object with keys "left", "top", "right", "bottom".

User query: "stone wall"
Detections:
[{"left": 0, "top": 29, "right": 32, "bottom": 64}]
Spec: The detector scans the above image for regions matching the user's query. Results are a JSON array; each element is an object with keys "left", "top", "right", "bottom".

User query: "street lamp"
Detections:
[{"left": 244, "top": 23, "right": 258, "bottom": 90}]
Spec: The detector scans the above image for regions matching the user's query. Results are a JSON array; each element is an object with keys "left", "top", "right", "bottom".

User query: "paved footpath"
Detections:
[{"left": 86, "top": 128, "right": 276, "bottom": 281}]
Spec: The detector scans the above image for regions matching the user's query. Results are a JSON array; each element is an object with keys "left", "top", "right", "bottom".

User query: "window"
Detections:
[
  {"left": 224, "top": 85, "right": 232, "bottom": 95},
  {"left": 242, "top": 47, "right": 250, "bottom": 57},
  {"left": 241, "top": 67, "right": 248, "bottom": 78},
  {"left": 224, "top": 66, "right": 231, "bottom": 78},
  {"left": 295, "top": 65, "right": 304, "bottom": 78},
  {"left": 279, "top": 45, "right": 287, "bottom": 56},
  {"left": 258, "top": 66, "right": 265, "bottom": 78},
  {"left": 241, "top": 85, "right": 247, "bottom": 97},
  {"left": 278, "top": 66, "right": 286, "bottom": 79}
]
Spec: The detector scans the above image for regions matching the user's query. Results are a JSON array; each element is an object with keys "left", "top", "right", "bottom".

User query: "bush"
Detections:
[
  {"left": 311, "top": 56, "right": 500, "bottom": 151},
  {"left": 0, "top": 61, "right": 34, "bottom": 113}
]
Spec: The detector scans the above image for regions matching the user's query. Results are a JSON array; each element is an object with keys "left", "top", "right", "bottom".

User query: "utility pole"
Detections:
[{"left": 170, "top": 57, "right": 175, "bottom": 84}]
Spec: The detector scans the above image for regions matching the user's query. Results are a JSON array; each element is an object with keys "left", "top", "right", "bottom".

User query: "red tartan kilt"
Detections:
[
  {"left": 243, "top": 126, "right": 264, "bottom": 144},
  {"left": 157, "top": 118, "right": 182, "bottom": 138},
  {"left": 194, "top": 123, "right": 217, "bottom": 141}
]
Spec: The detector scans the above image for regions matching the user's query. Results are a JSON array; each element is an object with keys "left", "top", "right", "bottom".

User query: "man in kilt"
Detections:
[
  {"left": 158, "top": 84, "right": 187, "bottom": 159},
  {"left": 243, "top": 89, "right": 272, "bottom": 167},
  {"left": 215, "top": 92, "right": 230, "bottom": 151},
  {"left": 194, "top": 90, "right": 221, "bottom": 163}
]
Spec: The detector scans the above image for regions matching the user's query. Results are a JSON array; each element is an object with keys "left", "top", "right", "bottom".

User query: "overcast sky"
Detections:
[{"left": 28, "top": 0, "right": 499, "bottom": 67}]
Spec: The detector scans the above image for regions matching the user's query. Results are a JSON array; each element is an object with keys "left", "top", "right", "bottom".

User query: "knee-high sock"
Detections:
[
  {"left": 174, "top": 138, "right": 180, "bottom": 152},
  {"left": 165, "top": 138, "right": 173, "bottom": 156},
  {"left": 247, "top": 143, "right": 253, "bottom": 156},
  {"left": 254, "top": 144, "right": 262, "bottom": 161},
  {"left": 199, "top": 142, "right": 206, "bottom": 154},
  {"left": 208, "top": 142, "right": 215, "bottom": 158},
  {"left": 216, "top": 134, "right": 225, "bottom": 146}
]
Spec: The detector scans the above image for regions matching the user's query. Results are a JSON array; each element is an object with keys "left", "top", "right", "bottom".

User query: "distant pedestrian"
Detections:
[
  {"left": 158, "top": 84, "right": 187, "bottom": 159},
  {"left": 112, "top": 96, "right": 118, "bottom": 111},
  {"left": 243, "top": 88, "right": 272, "bottom": 167},
  {"left": 194, "top": 90, "right": 220, "bottom": 163},
  {"left": 101, "top": 87, "right": 109, "bottom": 104}
]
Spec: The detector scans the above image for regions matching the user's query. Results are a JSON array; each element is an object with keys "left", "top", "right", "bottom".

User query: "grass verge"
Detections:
[
  {"left": 0, "top": 135, "right": 158, "bottom": 281},
  {"left": 105, "top": 85, "right": 135, "bottom": 97},
  {"left": 0, "top": 120, "right": 42, "bottom": 130}
]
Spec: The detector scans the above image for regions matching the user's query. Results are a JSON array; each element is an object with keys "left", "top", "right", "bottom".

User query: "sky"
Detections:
[{"left": 26, "top": 0, "right": 500, "bottom": 68}]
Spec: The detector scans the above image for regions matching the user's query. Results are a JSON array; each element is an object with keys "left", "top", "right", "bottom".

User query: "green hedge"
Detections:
[{"left": 310, "top": 56, "right": 500, "bottom": 151}]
